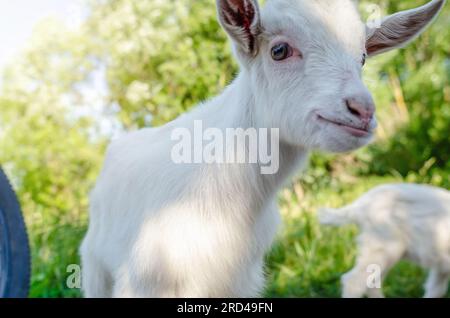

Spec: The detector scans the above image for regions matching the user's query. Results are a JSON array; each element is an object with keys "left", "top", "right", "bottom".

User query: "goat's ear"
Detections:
[
  {"left": 366, "top": 0, "right": 445, "bottom": 57},
  {"left": 216, "top": 0, "right": 262, "bottom": 56}
]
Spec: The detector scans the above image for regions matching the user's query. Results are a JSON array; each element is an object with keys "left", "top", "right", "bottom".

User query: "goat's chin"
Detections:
[{"left": 316, "top": 129, "right": 373, "bottom": 153}]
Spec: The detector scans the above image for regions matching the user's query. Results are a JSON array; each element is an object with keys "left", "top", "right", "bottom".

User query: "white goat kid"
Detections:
[
  {"left": 81, "top": 0, "right": 445, "bottom": 297},
  {"left": 319, "top": 184, "right": 450, "bottom": 298}
]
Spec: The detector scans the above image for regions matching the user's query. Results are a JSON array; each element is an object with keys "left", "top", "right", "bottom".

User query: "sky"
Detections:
[{"left": 0, "top": 0, "right": 85, "bottom": 72}]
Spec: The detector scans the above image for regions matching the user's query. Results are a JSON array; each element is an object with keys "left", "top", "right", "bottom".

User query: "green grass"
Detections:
[{"left": 27, "top": 175, "right": 449, "bottom": 298}]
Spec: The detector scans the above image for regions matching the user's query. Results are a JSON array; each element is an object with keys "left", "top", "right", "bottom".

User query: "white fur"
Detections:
[
  {"left": 81, "top": 0, "right": 443, "bottom": 298},
  {"left": 319, "top": 184, "right": 450, "bottom": 298}
]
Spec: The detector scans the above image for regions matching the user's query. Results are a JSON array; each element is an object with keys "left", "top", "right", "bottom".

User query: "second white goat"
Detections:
[{"left": 320, "top": 183, "right": 450, "bottom": 298}]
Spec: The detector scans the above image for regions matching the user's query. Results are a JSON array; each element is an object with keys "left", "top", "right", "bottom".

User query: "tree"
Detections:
[{"left": 0, "top": 19, "right": 103, "bottom": 297}]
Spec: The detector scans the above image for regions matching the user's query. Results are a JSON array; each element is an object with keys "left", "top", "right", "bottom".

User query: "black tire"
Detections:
[{"left": 0, "top": 168, "right": 30, "bottom": 298}]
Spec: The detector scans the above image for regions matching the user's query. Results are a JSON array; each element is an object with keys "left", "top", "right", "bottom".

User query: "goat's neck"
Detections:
[{"left": 207, "top": 71, "right": 308, "bottom": 203}]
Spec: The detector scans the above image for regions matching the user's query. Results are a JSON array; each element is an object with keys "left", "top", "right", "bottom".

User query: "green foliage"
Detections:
[
  {"left": 0, "top": 19, "right": 104, "bottom": 297},
  {"left": 359, "top": 0, "right": 450, "bottom": 185},
  {"left": 88, "top": 0, "right": 237, "bottom": 127},
  {"left": 0, "top": 0, "right": 448, "bottom": 297}
]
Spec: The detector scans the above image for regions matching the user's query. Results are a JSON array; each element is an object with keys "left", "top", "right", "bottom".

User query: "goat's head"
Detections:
[{"left": 217, "top": 0, "right": 445, "bottom": 152}]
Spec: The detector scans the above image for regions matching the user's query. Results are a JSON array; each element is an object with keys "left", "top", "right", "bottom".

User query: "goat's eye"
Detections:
[
  {"left": 271, "top": 43, "right": 293, "bottom": 61},
  {"left": 361, "top": 53, "right": 367, "bottom": 67}
]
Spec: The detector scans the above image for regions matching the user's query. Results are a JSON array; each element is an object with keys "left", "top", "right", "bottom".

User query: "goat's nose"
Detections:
[{"left": 345, "top": 97, "right": 375, "bottom": 122}]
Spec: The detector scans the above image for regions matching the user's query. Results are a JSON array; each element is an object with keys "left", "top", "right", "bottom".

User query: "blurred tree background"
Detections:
[{"left": 0, "top": 0, "right": 448, "bottom": 297}]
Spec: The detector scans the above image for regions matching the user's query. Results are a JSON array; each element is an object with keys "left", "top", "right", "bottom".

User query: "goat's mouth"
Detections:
[{"left": 317, "top": 114, "right": 372, "bottom": 138}]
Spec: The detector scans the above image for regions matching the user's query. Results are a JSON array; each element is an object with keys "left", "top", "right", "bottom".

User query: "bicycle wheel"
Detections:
[{"left": 0, "top": 168, "right": 30, "bottom": 298}]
